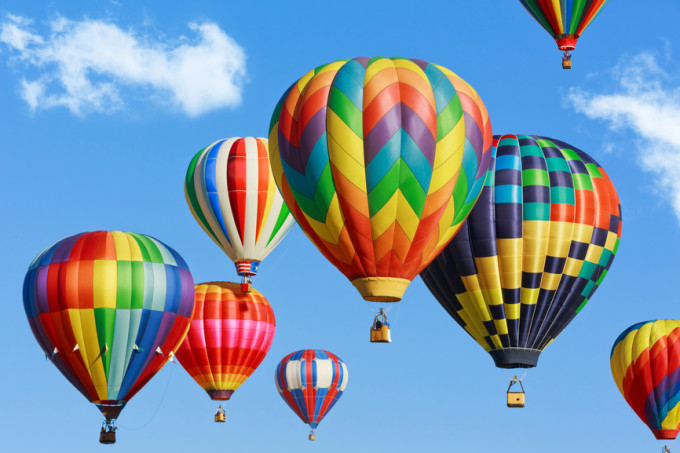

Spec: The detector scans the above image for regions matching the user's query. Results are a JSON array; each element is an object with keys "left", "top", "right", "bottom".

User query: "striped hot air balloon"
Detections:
[
  {"left": 185, "top": 137, "right": 296, "bottom": 285},
  {"left": 421, "top": 135, "right": 622, "bottom": 369},
  {"left": 518, "top": 0, "right": 610, "bottom": 68},
  {"left": 269, "top": 57, "right": 492, "bottom": 307},
  {"left": 23, "top": 231, "right": 195, "bottom": 443},
  {"left": 174, "top": 282, "right": 275, "bottom": 420},
  {"left": 275, "top": 349, "right": 348, "bottom": 440},
  {"left": 611, "top": 320, "right": 680, "bottom": 441}
]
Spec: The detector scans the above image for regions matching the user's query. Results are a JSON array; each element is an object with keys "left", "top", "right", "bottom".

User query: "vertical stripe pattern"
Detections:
[
  {"left": 174, "top": 282, "right": 276, "bottom": 400},
  {"left": 611, "top": 320, "right": 680, "bottom": 440},
  {"left": 519, "top": 0, "right": 609, "bottom": 49},
  {"left": 269, "top": 57, "right": 492, "bottom": 302},
  {"left": 23, "top": 231, "right": 195, "bottom": 412},
  {"left": 421, "top": 135, "right": 622, "bottom": 368},
  {"left": 185, "top": 137, "right": 296, "bottom": 278},
  {"left": 275, "top": 349, "right": 348, "bottom": 430}
]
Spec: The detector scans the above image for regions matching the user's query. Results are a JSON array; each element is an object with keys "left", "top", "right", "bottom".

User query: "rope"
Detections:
[{"left": 116, "top": 364, "right": 174, "bottom": 431}]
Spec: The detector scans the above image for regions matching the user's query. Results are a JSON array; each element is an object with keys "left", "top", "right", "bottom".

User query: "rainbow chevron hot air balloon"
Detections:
[
  {"left": 185, "top": 137, "right": 296, "bottom": 285},
  {"left": 23, "top": 231, "right": 195, "bottom": 443},
  {"left": 269, "top": 57, "right": 492, "bottom": 306},
  {"left": 611, "top": 320, "right": 680, "bottom": 442}
]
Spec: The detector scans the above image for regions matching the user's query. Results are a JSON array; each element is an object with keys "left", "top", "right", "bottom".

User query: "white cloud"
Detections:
[
  {"left": 566, "top": 52, "right": 680, "bottom": 221},
  {"left": 0, "top": 14, "right": 246, "bottom": 116}
]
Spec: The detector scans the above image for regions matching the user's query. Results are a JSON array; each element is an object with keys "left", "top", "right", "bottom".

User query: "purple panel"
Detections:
[
  {"left": 35, "top": 266, "right": 50, "bottom": 314},
  {"left": 364, "top": 103, "right": 401, "bottom": 165}
]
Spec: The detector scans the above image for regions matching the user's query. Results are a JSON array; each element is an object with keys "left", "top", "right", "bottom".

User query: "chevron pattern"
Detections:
[
  {"left": 611, "top": 320, "right": 680, "bottom": 440},
  {"left": 269, "top": 57, "right": 492, "bottom": 301}
]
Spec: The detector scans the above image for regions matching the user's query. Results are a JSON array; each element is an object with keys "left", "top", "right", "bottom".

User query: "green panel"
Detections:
[
  {"left": 561, "top": 148, "right": 581, "bottom": 161},
  {"left": 328, "top": 86, "right": 362, "bottom": 137},
  {"left": 184, "top": 148, "right": 220, "bottom": 244},
  {"left": 572, "top": 172, "right": 593, "bottom": 191},
  {"left": 522, "top": 169, "right": 550, "bottom": 187},
  {"left": 399, "top": 160, "right": 427, "bottom": 217},
  {"left": 368, "top": 159, "right": 400, "bottom": 217},
  {"left": 585, "top": 163, "right": 603, "bottom": 178},
  {"left": 267, "top": 202, "right": 293, "bottom": 247},
  {"left": 436, "top": 96, "right": 463, "bottom": 142},
  {"left": 518, "top": 145, "right": 544, "bottom": 157},
  {"left": 289, "top": 163, "right": 335, "bottom": 222},
  {"left": 536, "top": 138, "right": 557, "bottom": 149},
  {"left": 570, "top": 0, "right": 588, "bottom": 33},
  {"left": 94, "top": 307, "right": 116, "bottom": 378},
  {"left": 116, "top": 261, "right": 132, "bottom": 310},
  {"left": 452, "top": 168, "right": 470, "bottom": 216},
  {"left": 130, "top": 261, "right": 145, "bottom": 309},
  {"left": 578, "top": 260, "right": 598, "bottom": 279}
]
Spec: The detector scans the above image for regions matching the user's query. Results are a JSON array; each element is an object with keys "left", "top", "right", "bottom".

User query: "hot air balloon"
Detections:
[
  {"left": 22, "top": 231, "right": 195, "bottom": 443},
  {"left": 268, "top": 57, "right": 492, "bottom": 339},
  {"left": 174, "top": 282, "right": 276, "bottom": 422},
  {"left": 611, "top": 320, "right": 680, "bottom": 451},
  {"left": 275, "top": 349, "right": 348, "bottom": 440},
  {"left": 518, "top": 0, "right": 610, "bottom": 68},
  {"left": 185, "top": 137, "right": 296, "bottom": 291},
  {"left": 421, "top": 135, "right": 621, "bottom": 402}
]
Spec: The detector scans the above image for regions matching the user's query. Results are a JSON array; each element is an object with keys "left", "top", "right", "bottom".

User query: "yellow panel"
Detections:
[
  {"left": 605, "top": 231, "right": 619, "bottom": 251},
  {"left": 572, "top": 224, "right": 595, "bottom": 243},
  {"left": 431, "top": 121, "right": 465, "bottom": 190},
  {"left": 93, "top": 260, "right": 117, "bottom": 309},
  {"left": 547, "top": 221, "right": 574, "bottom": 257},
  {"left": 460, "top": 275, "right": 481, "bottom": 292},
  {"left": 327, "top": 110, "right": 367, "bottom": 191},
  {"left": 395, "top": 191, "right": 419, "bottom": 240},
  {"left": 540, "top": 272, "right": 562, "bottom": 291},
  {"left": 584, "top": 245, "right": 604, "bottom": 265},
  {"left": 68, "top": 309, "right": 108, "bottom": 401},
  {"left": 563, "top": 257, "right": 583, "bottom": 277},
  {"left": 522, "top": 221, "right": 549, "bottom": 273},
  {"left": 475, "top": 256, "right": 501, "bottom": 291},
  {"left": 482, "top": 287, "right": 503, "bottom": 307},
  {"left": 504, "top": 302, "right": 520, "bottom": 320},
  {"left": 520, "top": 287, "right": 540, "bottom": 305},
  {"left": 498, "top": 238, "right": 522, "bottom": 289},
  {"left": 370, "top": 192, "right": 398, "bottom": 239},
  {"left": 494, "top": 319, "right": 509, "bottom": 336},
  {"left": 488, "top": 333, "right": 503, "bottom": 349}
]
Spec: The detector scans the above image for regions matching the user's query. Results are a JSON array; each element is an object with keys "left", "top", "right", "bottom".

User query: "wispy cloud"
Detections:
[
  {"left": 0, "top": 14, "right": 247, "bottom": 116},
  {"left": 566, "top": 51, "right": 680, "bottom": 221}
]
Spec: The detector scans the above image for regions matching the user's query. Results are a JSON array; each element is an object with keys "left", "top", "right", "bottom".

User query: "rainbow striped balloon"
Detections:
[
  {"left": 275, "top": 349, "right": 348, "bottom": 436},
  {"left": 269, "top": 57, "right": 492, "bottom": 302},
  {"left": 175, "top": 282, "right": 276, "bottom": 401},
  {"left": 23, "top": 231, "right": 195, "bottom": 421},
  {"left": 185, "top": 137, "right": 296, "bottom": 279},
  {"left": 611, "top": 320, "right": 680, "bottom": 440},
  {"left": 519, "top": 0, "right": 609, "bottom": 50}
]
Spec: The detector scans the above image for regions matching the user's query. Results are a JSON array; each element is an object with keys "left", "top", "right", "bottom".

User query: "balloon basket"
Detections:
[
  {"left": 215, "top": 405, "right": 226, "bottom": 423},
  {"left": 562, "top": 52, "right": 572, "bottom": 69},
  {"left": 507, "top": 376, "right": 526, "bottom": 408},
  {"left": 99, "top": 420, "right": 117, "bottom": 444},
  {"left": 309, "top": 430, "right": 316, "bottom": 441},
  {"left": 240, "top": 282, "right": 252, "bottom": 293},
  {"left": 370, "top": 309, "right": 391, "bottom": 343}
]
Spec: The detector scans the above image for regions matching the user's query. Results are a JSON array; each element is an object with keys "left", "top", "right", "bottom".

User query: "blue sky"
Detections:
[{"left": 1, "top": 1, "right": 680, "bottom": 452}]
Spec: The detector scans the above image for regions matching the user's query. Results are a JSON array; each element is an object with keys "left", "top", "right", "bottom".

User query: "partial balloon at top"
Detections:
[
  {"left": 185, "top": 137, "right": 296, "bottom": 285},
  {"left": 269, "top": 56, "right": 492, "bottom": 304},
  {"left": 518, "top": 0, "right": 609, "bottom": 68}
]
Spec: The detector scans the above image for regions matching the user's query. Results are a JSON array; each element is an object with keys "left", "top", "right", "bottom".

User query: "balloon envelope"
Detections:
[
  {"left": 269, "top": 57, "right": 492, "bottom": 302},
  {"left": 519, "top": 0, "right": 609, "bottom": 50},
  {"left": 275, "top": 349, "right": 348, "bottom": 430},
  {"left": 23, "top": 231, "right": 195, "bottom": 419},
  {"left": 175, "top": 282, "right": 276, "bottom": 400},
  {"left": 185, "top": 137, "right": 296, "bottom": 279},
  {"left": 611, "top": 320, "right": 680, "bottom": 440},
  {"left": 421, "top": 135, "right": 622, "bottom": 368}
]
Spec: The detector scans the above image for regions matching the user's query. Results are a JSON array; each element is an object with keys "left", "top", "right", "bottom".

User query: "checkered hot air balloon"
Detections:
[
  {"left": 275, "top": 349, "right": 348, "bottom": 440},
  {"left": 174, "top": 282, "right": 275, "bottom": 421},
  {"left": 268, "top": 57, "right": 492, "bottom": 310},
  {"left": 518, "top": 0, "right": 610, "bottom": 68},
  {"left": 421, "top": 135, "right": 622, "bottom": 369},
  {"left": 22, "top": 231, "right": 196, "bottom": 444},
  {"left": 185, "top": 137, "right": 296, "bottom": 287},
  {"left": 611, "top": 320, "right": 680, "bottom": 442}
]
